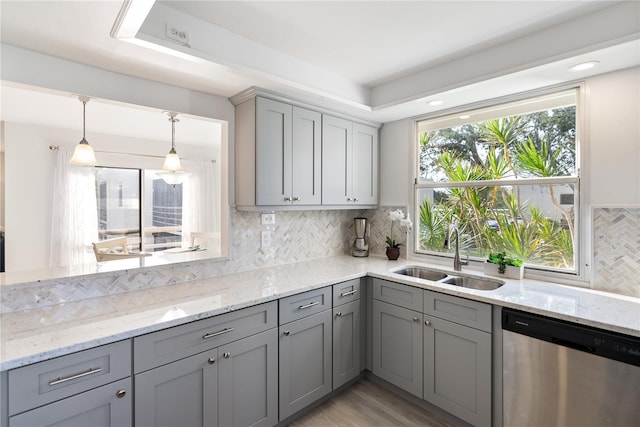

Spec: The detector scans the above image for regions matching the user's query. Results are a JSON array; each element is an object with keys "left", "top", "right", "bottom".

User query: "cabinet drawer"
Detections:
[
  {"left": 134, "top": 301, "right": 277, "bottom": 373},
  {"left": 424, "top": 291, "right": 492, "bottom": 332},
  {"left": 333, "top": 279, "right": 361, "bottom": 306},
  {"left": 8, "top": 340, "right": 131, "bottom": 416},
  {"left": 372, "top": 279, "right": 423, "bottom": 312},
  {"left": 279, "top": 287, "right": 332, "bottom": 325}
]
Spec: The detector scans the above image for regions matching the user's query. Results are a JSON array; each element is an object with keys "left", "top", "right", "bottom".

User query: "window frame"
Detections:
[{"left": 409, "top": 83, "right": 588, "bottom": 284}]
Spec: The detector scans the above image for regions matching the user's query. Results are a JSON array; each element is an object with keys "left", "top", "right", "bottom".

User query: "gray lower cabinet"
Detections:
[
  {"left": 423, "top": 316, "right": 491, "bottom": 426},
  {"left": 332, "top": 299, "right": 361, "bottom": 389},
  {"left": 371, "top": 299, "right": 423, "bottom": 398},
  {"left": 135, "top": 329, "right": 277, "bottom": 427},
  {"left": 279, "top": 309, "right": 332, "bottom": 421},
  {"left": 9, "top": 378, "right": 131, "bottom": 427}
]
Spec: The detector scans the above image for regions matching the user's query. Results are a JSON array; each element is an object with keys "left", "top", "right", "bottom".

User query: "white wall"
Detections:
[
  {"left": 380, "top": 66, "right": 640, "bottom": 207},
  {"left": 587, "top": 67, "right": 640, "bottom": 205}
]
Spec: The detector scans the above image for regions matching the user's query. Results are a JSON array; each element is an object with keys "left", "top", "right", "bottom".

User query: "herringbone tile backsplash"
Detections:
[
  {"left": 593, "top": 207, "right": 640, "bottom": 297},
  {"left": 3, "top": 206, "right": 637, "bottom": 313}
]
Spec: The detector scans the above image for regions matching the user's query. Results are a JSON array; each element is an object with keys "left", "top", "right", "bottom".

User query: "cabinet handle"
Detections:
[
  {"left": 340, "top": 289, "right": 358, "bottom": 297},
  {"left": 424, "top": 320, "right": 431, "bottom": 326},
  {"left": 353, "top": 198, "right": 359, "bottom": 202},
  {"left": 202, "top": 327, "right": 234, "bottom": 339},
  {"left": 208, "top": 357, "right": 216, "bottom": 365},
  {"left": 284, "top": 197, "right": 292, "bottom": 202},
  {"left": 336, "top": 312, "right": 342, "bottom": 317},
  {"left": 48, "top": 367, "right": 102, "bottom": 386},
  {"left": 347, "top": 198, "right": 354, "bottom": 202},
  {"left": 223, "top": 352, "right": 231, "bottom": 359},
  {"left": 298, "top": 301, "right": 320, "bottom": 310},
  {"left": 116, "top": 389, "right": 126, "bottom": 399},
  {"left": 293, "top": 196, "right": 301, "bottom": 202},
  {"left": 413, "top": 316, "right": 420, "bottom": 322},
  {"left": 283, "top": 331, "right": 290, "bottom": 336}
]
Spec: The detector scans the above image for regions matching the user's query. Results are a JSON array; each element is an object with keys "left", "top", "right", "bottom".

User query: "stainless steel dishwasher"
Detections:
[{"left": 502, "top": 308, "right": 640, "bottom": 427}]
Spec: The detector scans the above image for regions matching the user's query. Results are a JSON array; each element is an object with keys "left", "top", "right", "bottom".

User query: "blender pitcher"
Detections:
[{"left": 352, "top": 217, "right": 369, "bottom": 257}]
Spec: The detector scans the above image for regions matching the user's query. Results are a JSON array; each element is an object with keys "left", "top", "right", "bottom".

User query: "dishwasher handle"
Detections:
[{"left": 502, "top": 308, "right": 640, "bottom": 367}]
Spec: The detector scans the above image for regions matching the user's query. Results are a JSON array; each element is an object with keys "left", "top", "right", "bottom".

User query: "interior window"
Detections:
[{"left": 415, "top": 89, "right": 579, "bottom": 274}]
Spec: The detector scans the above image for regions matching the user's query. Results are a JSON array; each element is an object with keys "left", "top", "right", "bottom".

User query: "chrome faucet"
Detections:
[{"left": 445, "top": 224, "right": 469, "bottom": 271}]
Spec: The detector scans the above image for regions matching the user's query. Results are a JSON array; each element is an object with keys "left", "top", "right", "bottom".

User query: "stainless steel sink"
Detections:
[
  {"left": 390, "top": 265, "right": 505, "bottom": 291},
  {"left": 440, "top": 275, "right": 504, "bottom": 291},
  {"left": 392, "top": 267, "right": 448, "bottom": 282}
]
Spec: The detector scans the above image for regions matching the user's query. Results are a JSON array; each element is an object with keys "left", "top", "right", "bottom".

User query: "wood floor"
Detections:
[{"left": 288, "top": 378, "right": 456, "bottom": 427}]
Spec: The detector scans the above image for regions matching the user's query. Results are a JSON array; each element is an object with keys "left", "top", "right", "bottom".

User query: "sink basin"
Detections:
[
  {"left": 440, "top": 276, "right": 504, "bottom": 291},
  {"left": 392, "top": 267, "right": 448, "bottom": 282}
]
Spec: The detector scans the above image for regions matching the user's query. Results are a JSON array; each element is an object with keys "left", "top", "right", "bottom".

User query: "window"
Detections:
[
  {"left": 96, "top": 167, "right": 183, "bottom": 252},
  {"left": 415, "top": 89, "right": 579, "bottom": 274}
]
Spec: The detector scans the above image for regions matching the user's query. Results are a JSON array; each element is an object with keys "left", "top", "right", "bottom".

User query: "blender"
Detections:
[{"left": 351, "top": 217, "right": 369, "bottom": 257}]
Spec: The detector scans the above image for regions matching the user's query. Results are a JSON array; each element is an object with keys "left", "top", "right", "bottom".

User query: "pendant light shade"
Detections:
[
  {"left": 159, "top": 112, "right": 184, "bottom": 186},
  {"left": 69, "top": 96, "right": 98, "bottom": 166}
]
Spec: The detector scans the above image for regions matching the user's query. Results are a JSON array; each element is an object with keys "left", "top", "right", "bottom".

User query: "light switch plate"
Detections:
[{"left": 260, "top": 231, "right": 272, "bottom": 248}]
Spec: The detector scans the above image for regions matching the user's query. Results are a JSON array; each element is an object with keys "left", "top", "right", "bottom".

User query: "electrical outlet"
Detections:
[
  {"left": 260, "top": 231, "right": 272, "bottom": 248},
  {"left": 261, "top": 213, "right": 275, "bottom": 225},
  {"left": 166, "top": 24, "right": 190, "bottom": 44}
]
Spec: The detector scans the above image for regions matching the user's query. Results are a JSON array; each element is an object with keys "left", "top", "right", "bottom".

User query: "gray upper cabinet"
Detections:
[
  {"left": 322, "top": 115, "right": 378, "bottom": 206},
  {"left": 235, "top": 96, "right": 321, "bottom": 208}
]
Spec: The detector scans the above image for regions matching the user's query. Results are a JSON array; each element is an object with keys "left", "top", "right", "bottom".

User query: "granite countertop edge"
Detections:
[{"left": 2, "top": 255, "right": 638, "bottom": 371}]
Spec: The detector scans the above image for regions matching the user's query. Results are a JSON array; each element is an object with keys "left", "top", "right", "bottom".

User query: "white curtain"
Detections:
[
  {"left": 50, "top": 148, "right": 99, "bottom": 267},
  {"left": 181, "top": 159, "right": 217, "bottom": 244}
]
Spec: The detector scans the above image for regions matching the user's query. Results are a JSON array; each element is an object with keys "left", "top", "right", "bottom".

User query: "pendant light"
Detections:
[
  {"left": 158, "top": 112, "right": 184, "bottom": 186},
  {"left": 69, "top": 96, "right": 98, "bottom": 166}
]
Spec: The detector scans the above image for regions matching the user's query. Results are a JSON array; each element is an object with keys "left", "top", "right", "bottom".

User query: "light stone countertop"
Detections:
[{"left": 1, "top": 255, "right": 639, "bottom": 371}]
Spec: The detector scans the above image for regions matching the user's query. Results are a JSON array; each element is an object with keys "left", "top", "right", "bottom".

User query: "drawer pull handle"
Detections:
[
  {"left": 413, "top": 317, "right": 420, "bottom": 322},
  {"left": 336, "top": 312, "right": 342, "bottom": 317},
  {"left": 48, "top": 367, "right": 102, "bottom": 386},
  {"left": 298, "top": 301, "right": 320, "bottom": 310},
  {"left": 203, "top": 327, "right": 234, "bottom": 339},
  {"left": 223, "top": 352, "right": 231, "bottom": 359},
  {"left": 425, "top": 320, "right": 431, "bottom": 326},
  {"left": 208, "top": 358, "right": 216, "bottom": 365},
  {"left": 116, "top": 390, "right": 126, "bottom": 399},
  {"left": 340, "top": 289, "right": 358, "bottom": 297}
]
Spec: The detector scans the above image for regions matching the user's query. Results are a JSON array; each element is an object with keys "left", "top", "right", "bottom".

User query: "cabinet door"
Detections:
[
  {"left": 135, "top": 350, "right": 218, "bottom": 427},
  {"left": 424, "top": 316, "right": 491, "bottom": 426},
  {"left": 352, "top": 123, "right": 378, "bottom": 205},
  {"left": 9, "top": 378, "right": 131, "bottom": 427},
  {"left": 292, "top": 106, "right": 322, "bottom": 205},
  {"left": 371, "top": 300, "right": 422, "bottom": 397},
  {"left": 279, "top": 310, "right": 332, "bottom": 421},
  {"left": 256, "top": 97, "right": 293, "bottom": 205},
  {"left": 333, "top": 300, "right": 361, "bottom": 389},
  {"left": 321, "top": 115, "right": 352, "bottom": 205},
  {"left": 218, "top": 329, "right": 278, "bottom": 427}
]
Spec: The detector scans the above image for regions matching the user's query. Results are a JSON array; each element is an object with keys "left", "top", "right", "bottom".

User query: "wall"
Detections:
[{"left": 378, "top": 66, "right": 640, "bottom": 297}]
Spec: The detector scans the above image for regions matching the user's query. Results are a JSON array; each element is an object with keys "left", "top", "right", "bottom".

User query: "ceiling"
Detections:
[{"left": 0, "top": 1, "right": 639, "bottom": 124}]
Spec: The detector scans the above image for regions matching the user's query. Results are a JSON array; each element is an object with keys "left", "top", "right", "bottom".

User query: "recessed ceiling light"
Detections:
[
  {"left": 459, "top": 114, "right": 471, "bottom": 119},
  {"left": 428, "top": 100, "right": 443, "bottom": 106},
  {"left": 569, "top": 61, "right": 599, "bottom": 72}
]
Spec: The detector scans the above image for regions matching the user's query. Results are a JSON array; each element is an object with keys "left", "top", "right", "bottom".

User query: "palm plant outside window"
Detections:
[{"left": 415, "top": 89, "right": 579, "bottom": 274}]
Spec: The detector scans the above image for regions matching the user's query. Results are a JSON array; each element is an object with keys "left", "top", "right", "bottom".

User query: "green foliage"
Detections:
[
  {"left": 417, "top": 105, "right": 577, "bottom": 270},
  {"left": 487, "top": 252, "right": 523, "bottom": 274}
]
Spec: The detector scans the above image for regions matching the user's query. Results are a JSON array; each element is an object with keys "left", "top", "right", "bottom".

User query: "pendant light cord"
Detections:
[{"left": 83, "top": 100, "right": 87, "bottom": 140}]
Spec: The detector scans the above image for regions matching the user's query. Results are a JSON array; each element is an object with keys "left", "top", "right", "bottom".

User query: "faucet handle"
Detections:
[{"left": 462, "top": 251, "right": 470, "bottom": 266}]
